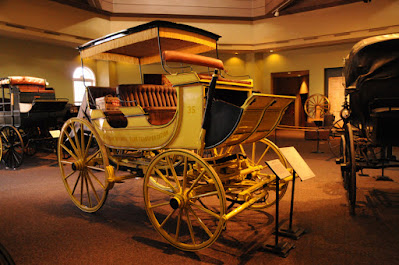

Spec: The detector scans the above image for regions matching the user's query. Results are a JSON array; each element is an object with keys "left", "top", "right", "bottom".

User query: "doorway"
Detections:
[{"left": 272, "top": 70, "right": 309, "bottom": 126}]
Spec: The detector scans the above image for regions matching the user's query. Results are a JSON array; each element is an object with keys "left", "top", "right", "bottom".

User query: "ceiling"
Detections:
[{"left": 50, "top": 0, "right": 365, "bottom": 20}]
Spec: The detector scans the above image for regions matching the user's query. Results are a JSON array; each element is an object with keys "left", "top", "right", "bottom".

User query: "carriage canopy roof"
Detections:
[
  {"left": 78, "top": 20, "right": 221, "bottom": 65},
  {"left": 344, "top": 33, "right": 399, "bottom": 87}
]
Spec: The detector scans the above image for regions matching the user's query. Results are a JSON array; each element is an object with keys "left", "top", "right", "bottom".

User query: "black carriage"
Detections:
[
  {"left": 338, "top": 33, "right": 399, "bottom": 215},
  {"left": 0, "top": 76, "right": 68, "bottom": 168}
]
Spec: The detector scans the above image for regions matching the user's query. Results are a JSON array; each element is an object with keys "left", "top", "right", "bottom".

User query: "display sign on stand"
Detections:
[
  {"left": 262, "top": 159, "right": 295, "bottom": 257},
  {"left": 280, "top": 146, "right": 315, "bottom": 181},
  {"left": 278, "top": 146, "right": 315, "bottom": 239}
]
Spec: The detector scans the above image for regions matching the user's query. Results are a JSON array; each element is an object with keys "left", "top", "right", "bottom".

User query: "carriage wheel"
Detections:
[
  {"left": 328, "top": 119, "right": 344, "bottom": 158},
  {"left": 304, "top": 94, "right": 330, "bottom": 119},
  {"left": 1, "top": 126, "right": 24, "bottom": 168},
  {"left": 344, "top": 123, "right": 357, "bottom": 215},
  {"left": 339, "top": 135, "right": 348, "bottom": 184},
  {"left": 24, "top": 140, "right": 37, "bottom": 156},
  {"left": 58, "top": 118, "right": 110, "bottom": 213},
  {"left": 144, "top": 149, "right": 226, "bottom": 251},
  {"left": 239, "top": 138, "right": 290, "bottom": 209}
]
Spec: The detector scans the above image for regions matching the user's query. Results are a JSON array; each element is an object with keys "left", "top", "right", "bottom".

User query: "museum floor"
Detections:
[{"left": 1, "top": 130, "right": 399, "bottom": 265}]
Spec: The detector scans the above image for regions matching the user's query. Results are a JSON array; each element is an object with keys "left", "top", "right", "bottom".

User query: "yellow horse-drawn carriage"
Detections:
[{"left": 58, "top": 20, "right": 295, "bottom": 251}]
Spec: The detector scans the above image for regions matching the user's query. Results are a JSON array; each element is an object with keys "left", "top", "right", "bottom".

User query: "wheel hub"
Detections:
[
  {"left": 170, "top": 196, "right": 182, "bottom": 210},
  {"left": 72, "top": 160, "right": 85, "bottom": 171}
]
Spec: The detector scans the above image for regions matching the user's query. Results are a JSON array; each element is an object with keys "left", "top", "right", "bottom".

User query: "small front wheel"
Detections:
[
  {"left": 58, "top": 118, "right": 110, "bottom": 213},
  {"left": 144, "top": 149, "right": 226, "bottom": 251}
]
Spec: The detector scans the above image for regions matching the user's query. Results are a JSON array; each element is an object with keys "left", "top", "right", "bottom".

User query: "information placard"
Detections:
[
  {"left": 266, "top": 159, "right": 292, "bottom": 179},
  {"left": 279, "top": 146, "right": 315, "bottom": 181}
]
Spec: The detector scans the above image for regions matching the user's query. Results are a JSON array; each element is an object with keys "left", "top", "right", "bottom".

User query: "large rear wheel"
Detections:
[
  {"left": 144, "top": 149, "right": 226, "bottom": 251},
  {"left": 238, "top": 138, "right": 290, "bottom": 209},
  {"left": 345, "top": 123, "right": 357, "bottom": 215},
  {"left": 58, "top": 118, "right": 110, "bottom": 213}
]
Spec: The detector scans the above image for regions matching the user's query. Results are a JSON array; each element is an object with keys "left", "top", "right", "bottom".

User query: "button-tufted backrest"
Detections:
[{"left": 117, "top": 84, "right": 177, "bottom": 109}]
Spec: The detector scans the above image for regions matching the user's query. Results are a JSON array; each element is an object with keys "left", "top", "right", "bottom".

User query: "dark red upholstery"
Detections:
[{"left": 117, "top": 84, "right": 177, "bottom": 125}]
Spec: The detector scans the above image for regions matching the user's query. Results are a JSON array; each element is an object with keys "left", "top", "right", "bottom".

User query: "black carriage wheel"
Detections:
[
  {"left": 339, "top": 135, "right": 348, "bottom": 185},
  {"left": 1, "top": 126, "right": 24, "bottom": 168},
  {"left": 24, "top": 140, "right": 37, "bottom": 156},
  {"left": 345, "top": 123, "right": 357, "bottom": 215},
  {"left": 328, "top": 119, "right": 344, "bottom": 158}
]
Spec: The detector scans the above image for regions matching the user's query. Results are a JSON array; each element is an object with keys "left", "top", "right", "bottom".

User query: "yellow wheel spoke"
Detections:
[
  {"left": 167, "top": 156, "right": 181, "bottom": 191},
  {"left": 80, "top": 170, "right": 84, "bottom": 204},
  {"left": 160, "top": 209, "right": 176, "bottom": 228},
  {"left": 256, "top": 145, "right": 271, "bottom": 165},
  {"left": 185, "top": 208, "right": 196, "bottom": 246},
  {"left": 86, "top": 171, "right": 101, "bottom": 203},
  {"left": 87, "top": 169, "right": 106, "bottom": 190},
  {"left": 80, "top": 123, "right": 85, "bottom": 156},
  {"left": 154, "top": 168, "right": 177, "bottom": 193},
  {"left": 64, "top": 130, "right": 80, "bottom": 158},
  {"left": 175, "top": 209, "right": 182, "bottom": 240},
  {"left": 191, "top": 191, "right": 219, "bottom": 199},
  {"left": 84, "top": 172, "right": 92, "bottom": 208},
  {"left": 70, "top": 123, "right": 82, "bottom": 156},
  {"left": 187, "top": 170, "right": 206, "bottom": 194},
  {"left": 149, "top": 201, "right": 170, "bottom": 209},
  {"left": 188, "top": 206, "right": 213, "bottom": 238},
  {"left": 182, "top": 156, "right": 188, "bottom": 192},
  {"left": 147, "top": 184, "right": 175, "bottom": 197},
  {"left": 84, "top": 133, "right": 94, "bottom": 158},
  {"left": 86, "top": 165, "right": 105, "bottom": 172},
  {"left": 64, "top": 170, "right": 77, "bottom": 180},
  {"left": 86, "top": 149, "right": 101, "bottom": 163},
  {"left": 60, "top": 143, "right": 78, "bottom": 161},
  {"left": 71, "top": 172, "right": 81, "bottom": 195},
  {"left": 60, "top": 160, "right": 74, "bottom": 165},
  {"left": 190, "top": 202, "right": 221, "bottom": 219}
]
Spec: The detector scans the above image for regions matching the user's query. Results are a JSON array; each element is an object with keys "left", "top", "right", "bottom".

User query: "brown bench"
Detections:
[{"left": 117, "top": 84, "right": 177, "bottom": 125}]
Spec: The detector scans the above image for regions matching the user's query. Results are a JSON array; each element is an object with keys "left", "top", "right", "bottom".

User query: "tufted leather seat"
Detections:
[{"left": 117, "top": 84, "right": 177, "bottom": 125}]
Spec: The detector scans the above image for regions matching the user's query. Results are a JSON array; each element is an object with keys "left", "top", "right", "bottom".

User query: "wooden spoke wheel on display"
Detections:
[
  {"left": 304, "top": 94, "right": 330, "bottom": 119},
  {"left": 57, "top": 118, "right": 111, "bottom": 213},
  {"left": 143, "top": 149, "right": 226, "bottom": 251},
  {"left": 237, "top": 138, "right": 290, "bottom": 209},
  {"left": 1, "top": 126, "right": 24, "bottom": 168}
]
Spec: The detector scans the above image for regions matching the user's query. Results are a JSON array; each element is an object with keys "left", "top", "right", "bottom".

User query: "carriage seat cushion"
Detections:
[
  {"left": 103, "top": 110, "right": 128, "bottom": 128},
  {"left": 117, "top": 84, "right": 177, "bottom": 125},
  {"left": 3, "top": 76, "right": 46, "bottom": 86},
  {"left": 0, "top": 76, "right": 52, "bottom": 93}
]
